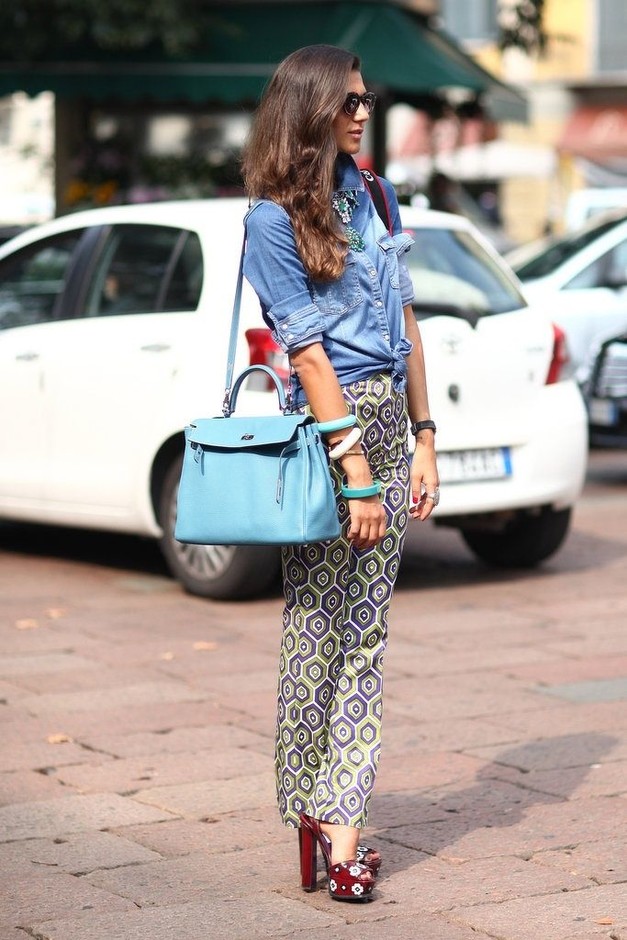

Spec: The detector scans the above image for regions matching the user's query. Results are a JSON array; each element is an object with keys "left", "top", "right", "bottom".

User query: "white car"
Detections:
[
  {"left": 0, "top": 199, "right": 587, "bottom": 599},
  {"left": 508, "top": 211, "right": 627, "bottom": 385}
]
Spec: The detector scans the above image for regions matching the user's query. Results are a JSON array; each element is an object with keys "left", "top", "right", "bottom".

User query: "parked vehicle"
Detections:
[
  {"left": 564, "top": 188, "right": 627, "bottom": 232},
  {"left": 0, "top": 199, "right": 587, "bottom": 599},
  {"left": 402, "top": 206, "right": 586, "bottom": 568},
  {"left": 0, "top": 225, "right": 26, "bottom": 246},
  {"left": 586, "top": 332, "right": 627, "bottom": 447},
  {"left": 507, "top": 211, "right": 627, "bottom": 386}
]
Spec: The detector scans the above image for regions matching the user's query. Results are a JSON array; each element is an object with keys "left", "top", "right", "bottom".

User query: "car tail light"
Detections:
[
  {"left": 245, "top": 328, "right": 290, "bottom": 389},
  {"left": 546, "top": 324, "right": 569, "bottom": 384}
]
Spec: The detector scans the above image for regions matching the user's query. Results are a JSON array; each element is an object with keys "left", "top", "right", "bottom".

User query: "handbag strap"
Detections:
[
  {"left": 222, "top": 228, "right": 247, "bottom": 416},
  {"left": 223, "top": 213, "right": 294, "bottom": 417},
  {"left": 361, "top": 169, "right": 394, "bottom": 235}
]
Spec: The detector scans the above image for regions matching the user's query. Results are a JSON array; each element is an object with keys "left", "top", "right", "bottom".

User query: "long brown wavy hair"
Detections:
[{"left": 242, "top": 44, "right": 360, "bottom": 282}]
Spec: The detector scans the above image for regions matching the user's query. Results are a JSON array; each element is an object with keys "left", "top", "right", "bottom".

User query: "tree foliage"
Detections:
[
  {"left": 0, "top": 0, "right": 549, "bottom": 62},
  {"left": 0, "top": 0, "right": 216, "bottom": 60},
  {"left": 497, "top": 0, "right": 547, "bottom": 55}
]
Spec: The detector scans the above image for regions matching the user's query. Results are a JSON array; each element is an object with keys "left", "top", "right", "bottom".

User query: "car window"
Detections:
[
  {"left": 512, "top": 217, "right": 625, "bottom": 280},
  {"left": 405, "top": 227, "right": 525, "bottom": 318},
  {"left": 84, "top": 225, "right": 202, "bottom": 317},
  {"left": 606, "top": 238, "right": 627, "bottom": 286},
  {"left": 0, "top": 230, "right": 84, "bottom": 330},
  {"left": 161, "top": 231, "right": 203, "bottom": 311},
  {"left": 563, "top": 237, "right": 627, "bottom": 290},
  {"left": 563, "top": 255, "right": 607, "bottom": 290}
]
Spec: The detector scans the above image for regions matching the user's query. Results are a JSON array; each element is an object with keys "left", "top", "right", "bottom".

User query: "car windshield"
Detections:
[
  {"left": 511, "top": 216, "right": 626, "bottom": 280},
  {"left": 404, "top": 227, "right": 525, "bottom": 322}
]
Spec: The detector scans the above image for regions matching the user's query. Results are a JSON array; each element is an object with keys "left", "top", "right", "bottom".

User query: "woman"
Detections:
[{"left": 242, "top": 44, "right": 439, "bottom": 902}]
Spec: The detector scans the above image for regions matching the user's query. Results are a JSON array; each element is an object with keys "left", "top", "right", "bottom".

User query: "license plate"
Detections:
[
  {"left": 437, "top": 447, "right": 512, "bottom": 483},
  {"left": 589, "top": 397, "right": 619, "bottom": 426}
]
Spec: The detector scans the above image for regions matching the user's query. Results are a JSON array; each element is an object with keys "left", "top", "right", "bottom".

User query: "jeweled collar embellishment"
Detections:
[{"left": 332, "top": 189, "right": 366, "bottom": 252}]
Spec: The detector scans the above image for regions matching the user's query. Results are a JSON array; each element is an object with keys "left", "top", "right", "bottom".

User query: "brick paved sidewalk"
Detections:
[{"left": 0, "top": 485, "right": 626, "bottom": 940}]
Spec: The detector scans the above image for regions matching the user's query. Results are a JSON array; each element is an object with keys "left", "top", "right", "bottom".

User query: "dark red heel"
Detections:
[{"left": 299, "top": 819, "right": 318, "bottom": 891}]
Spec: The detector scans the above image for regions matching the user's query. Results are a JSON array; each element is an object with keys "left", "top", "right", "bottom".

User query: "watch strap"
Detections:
[{"left": 411, "top": 419, "right": 436, "bottom": 435}]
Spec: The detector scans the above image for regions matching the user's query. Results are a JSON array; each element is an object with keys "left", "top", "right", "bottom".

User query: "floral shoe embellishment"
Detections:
[
  {"left": 327, "top": 861, "right": 374, "bottom": 901},
  {"left": 332, "top": 189, "right": 366, "bottom": 251},
  {"left": 356, "top": 843, "right": 382, "bottom": 873}
]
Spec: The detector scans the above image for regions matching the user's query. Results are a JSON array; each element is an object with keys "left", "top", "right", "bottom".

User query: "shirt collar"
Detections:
[{"left": 334, "top": 154, "right": 365, "bottom": 193}]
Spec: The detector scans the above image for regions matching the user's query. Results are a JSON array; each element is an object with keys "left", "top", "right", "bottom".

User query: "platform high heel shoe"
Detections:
[{"left": 298, "top": 813, "right": 375, "bottom": 902}]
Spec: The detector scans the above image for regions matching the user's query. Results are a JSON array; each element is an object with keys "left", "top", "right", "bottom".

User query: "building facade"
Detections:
[
  {"left": 0, "top": 92, "right": 54, "bottom": 225},
  {"left": 442, "top": 0, "right": 627, "bottom": 241}
]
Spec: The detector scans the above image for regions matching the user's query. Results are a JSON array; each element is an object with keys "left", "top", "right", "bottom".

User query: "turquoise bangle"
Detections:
[
  {"left": 340, "top": 481, "right": 381, "bottom": 499},
  {"left": 317, "top": 414, "right": 357, "bottom": 434}
]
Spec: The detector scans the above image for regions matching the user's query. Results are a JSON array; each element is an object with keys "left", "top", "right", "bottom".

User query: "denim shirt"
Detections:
[{"left": 243, "top": 154, "right": 414, "bottom": 406}]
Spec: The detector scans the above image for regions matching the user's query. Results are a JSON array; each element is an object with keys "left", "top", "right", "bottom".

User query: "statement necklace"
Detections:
[{"left": 332, "top": 189, "right": 366, "bottom": 251}]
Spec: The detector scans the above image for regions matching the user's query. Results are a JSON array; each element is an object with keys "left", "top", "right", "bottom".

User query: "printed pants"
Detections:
[{"left": 275, "top": 374, "right": 411, "bottom": 829}]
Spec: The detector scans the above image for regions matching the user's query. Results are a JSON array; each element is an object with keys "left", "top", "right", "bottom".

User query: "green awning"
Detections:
[{"left": 0, "top": 1, "right": 526, "bottom": 121}]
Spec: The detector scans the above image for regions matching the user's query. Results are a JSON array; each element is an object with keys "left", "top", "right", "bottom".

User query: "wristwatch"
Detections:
[{"left": 410, "top": 419, "right": 436, "bottom": 435}]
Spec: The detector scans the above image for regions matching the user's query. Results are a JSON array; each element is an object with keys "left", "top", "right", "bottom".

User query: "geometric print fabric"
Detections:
[{"left": 276, "top": 374, "right": 410, "bottom": 828}]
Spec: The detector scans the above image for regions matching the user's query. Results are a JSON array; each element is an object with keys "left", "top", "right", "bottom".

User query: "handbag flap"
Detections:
[{"left": 186, "top": 414, "right": 313, "bottom": 450}]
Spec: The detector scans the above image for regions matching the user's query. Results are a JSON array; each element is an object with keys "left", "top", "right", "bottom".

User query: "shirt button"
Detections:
[
  {"left": 369, "top": 269, "right": 376, "bottom": 277},
  {"left": 375, "top": 301, "right": 383, "bottom": 307}
]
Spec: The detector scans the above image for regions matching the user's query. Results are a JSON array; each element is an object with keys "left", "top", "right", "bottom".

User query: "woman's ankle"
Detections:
[{"left": 319, "top": 820, "right": 360, "bottom": 865}]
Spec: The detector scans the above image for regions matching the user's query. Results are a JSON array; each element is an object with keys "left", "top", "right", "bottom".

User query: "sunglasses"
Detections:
[{"left": 343, "top": 92, "right": 376, "bottom": 116}]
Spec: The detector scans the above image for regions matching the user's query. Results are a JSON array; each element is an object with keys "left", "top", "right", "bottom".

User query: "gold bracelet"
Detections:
[{"left": 337, "top": 448, "right": 364, "bottom": 457}]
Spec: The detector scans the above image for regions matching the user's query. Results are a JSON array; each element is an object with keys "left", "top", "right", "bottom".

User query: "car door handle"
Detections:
[
  {"left": 15, "top": 352, "right": 40, "bottom": 361},
  {"left": 140, "top": 343, "right": 171, "bottom": 352}
]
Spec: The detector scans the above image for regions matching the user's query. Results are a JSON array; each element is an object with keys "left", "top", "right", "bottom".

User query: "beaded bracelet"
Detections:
[
  {"left": 328, "top": 427, "right": 363, "bottom": 459},
  {"left": 340, "top": 481, "right": 381, "bottom": 499}
]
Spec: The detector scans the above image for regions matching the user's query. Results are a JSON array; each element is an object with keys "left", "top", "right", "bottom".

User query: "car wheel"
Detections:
[
  {"left": 460, "top": 507, "right": 572, "bottom": 569},
  {"left": 158, "top": 457, "right": 281, "bottom": 600}
]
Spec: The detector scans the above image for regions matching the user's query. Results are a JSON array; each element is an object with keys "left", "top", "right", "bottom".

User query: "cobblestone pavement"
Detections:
[{"left": 0, "top": 451, "right": 626, "bottom": 940}]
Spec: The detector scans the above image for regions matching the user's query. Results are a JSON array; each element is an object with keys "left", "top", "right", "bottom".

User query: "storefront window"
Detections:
[{"left": 65, "top": 107, "right": 251, "bottom": 210}]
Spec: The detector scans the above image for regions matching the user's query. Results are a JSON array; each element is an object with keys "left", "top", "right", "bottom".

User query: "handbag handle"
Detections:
[{"left": 226, "top": 364, "right": 287, "bottom": 416}]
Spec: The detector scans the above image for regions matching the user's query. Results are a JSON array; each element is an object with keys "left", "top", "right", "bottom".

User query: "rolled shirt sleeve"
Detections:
[
  {"left": 389, "top": 232, "right": 415, "bottom": 307},
  {"left": 399, "top": 263, "right": 414, "bottom": 307},
  {"left": 243, "top": 201, "right": 324, "bottom": 352}
]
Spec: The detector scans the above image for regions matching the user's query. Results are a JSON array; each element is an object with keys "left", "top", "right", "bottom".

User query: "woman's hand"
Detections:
[
  {"left": 402, "top": 302, "right": 439, "bottom": 521},
  {"left": 346, "top": 494, "right": 387, "bottom": 549},
  {"left": 409, "top": 436, "right": 439, "bottom": 522},
  {"left": 336, "top": 450, "right": 387, "bottom": 549}
]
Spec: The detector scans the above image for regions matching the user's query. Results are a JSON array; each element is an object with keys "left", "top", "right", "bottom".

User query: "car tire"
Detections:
[
  {"left": 460, "top": 507, "right": 572, "bottom": 569},
  {"left": 158, "top": 456, "right": 282, "bottom": 600}
]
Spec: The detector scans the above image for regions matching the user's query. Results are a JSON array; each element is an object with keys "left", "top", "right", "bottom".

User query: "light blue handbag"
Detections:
[{"left": 174, "top": 234, "right": 340, "bottom": 547}]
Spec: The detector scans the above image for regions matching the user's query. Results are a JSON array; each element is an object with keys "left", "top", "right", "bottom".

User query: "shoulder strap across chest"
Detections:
[{"left": 360, "top": 169, "right": 393, "bottom": 236}]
